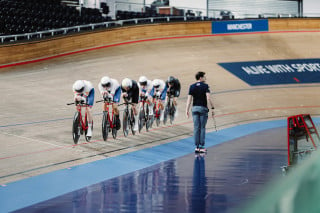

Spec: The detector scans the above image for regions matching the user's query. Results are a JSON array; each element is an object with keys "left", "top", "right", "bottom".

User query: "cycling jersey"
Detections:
[
  {"left": 121, "top": 80, "right": 139, "bottom": 104},
  {"left": 152, "top": 79, "right": 167, "bottom": 101},
  {"left": 73, "top": 80, "right": 95, "bottom": 106},
  {"left": 166, "top": 78, "right": 181, "bottom": 97},
  {"left": 98, "top": 78, "right": 121, "bottom": 103},
  {"left": 138, "top": 79, "right": 154, "bottom": 98}
]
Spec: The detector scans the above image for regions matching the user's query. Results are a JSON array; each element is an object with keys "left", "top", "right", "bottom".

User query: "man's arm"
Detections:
[
  {"left": 186, "top": 95, "right": 192, "bottom": 118},
  {"left": 206, "top": 92, "right": 215, "bottom": 116}
]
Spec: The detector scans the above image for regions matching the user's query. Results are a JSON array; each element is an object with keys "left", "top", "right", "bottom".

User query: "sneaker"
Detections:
[
  {"left": 199, "top": 146, "right": 207, "bottom": 153},
  {"left": 195, "top": 147, "right": 200, "bottom": 153}
]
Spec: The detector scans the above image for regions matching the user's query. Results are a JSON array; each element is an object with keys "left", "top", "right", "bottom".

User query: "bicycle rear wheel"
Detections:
[
  {"left": 145, "top": 104, "right": 150, "bottom": 132},
  {"left": 169, "top": 104, "right": 175, "bottom": 124},
  {"left": 112, "top": 115, "right": 117, "bottom": 139},
  {"left": 163, "top": 104, "right": 169, "bottom": 125},
  {"left": 72, "top": 112, "right": 81, "bottom": 144},
  {"left": 123, "top": 109, "right": 129, "bottom": 137},
  {"left": 138, "top": 107, "right": 145, "bottom": 133},
  {"left": 155, "top": 110, "right": 160, "bottom": 127},
  {"left": 102, "top": 112, "right": 109, "bottom": 141},
  {"left": 131, "top": 108, "right": 136, "bottom": 135}
]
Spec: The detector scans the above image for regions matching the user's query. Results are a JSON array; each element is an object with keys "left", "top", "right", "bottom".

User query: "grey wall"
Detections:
[
  {"left": 303, "top": 0, "right": 320, "bottom": 17},
  {"left": 208, "top": 0, "right": 299, "bottom": 18}
]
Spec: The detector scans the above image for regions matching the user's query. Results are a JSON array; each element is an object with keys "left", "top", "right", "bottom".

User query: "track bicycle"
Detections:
[
  {"left": 67, "top": 100, "right": 93, "bottom": 144},
  {"left": 152, "top": 94, "right": 162, "bottom": 127},
  {"left": 121, "top": 98, "right": 136, "bottom": 137},
  {"left": 138, "top": 95, "right": 152, "bottom": 132},
  {"left": 96, "top": 97, "right": 117, "bottom": 141},
  {"left": 163, "top": 93, "right": 176, "bottom": 125}
]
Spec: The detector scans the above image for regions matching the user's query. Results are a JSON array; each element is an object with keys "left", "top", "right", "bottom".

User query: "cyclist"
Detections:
[
  {"left": 121, "top": 78, "right": 140, "bottom": 131},
  {"left": 165, "top": 76, "right": 181, "bottom": 117},
  {"left": 152, "top": 79, "right": 168, "bottom": 121},
  {"left": 98, "top": 76, "right": 121, "bottom": 130},
  {"left": 138, "top": 76, "right": 154, "bottom": 116},
  {"left": 72, "top": 80, "right": 95, "bottom": 137}
]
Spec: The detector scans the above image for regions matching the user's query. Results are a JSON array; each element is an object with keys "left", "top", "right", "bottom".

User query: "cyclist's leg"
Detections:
[
  {"left": 148, "top": 90, "right": 154, "bottom": 115},
  {"left": 147, "top": 96, "right": 154, "bottom": 115},
  {"left": 86, "top": 89, "right": 95, "bottom": 137},
  {"left": 159, "top": 90, "right": 167, "bottom": 121},
  {"left": 132, "top": 91, "right": 139, "bottom": 131},
  {"left": 113, "top": 88, "right": 121, "bottom": 130}
]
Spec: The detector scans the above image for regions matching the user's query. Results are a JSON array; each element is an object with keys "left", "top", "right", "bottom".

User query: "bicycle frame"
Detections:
[
  {"left": 140, "top": 96, "right": 150, "bottom": 118},
  {"left": 121, "top": 99, "right": 136, "bottom": 136},
  {"left": 104, "top": 100, "right": 116, "bottom": 129},
  {"left": 76, "top": 103, "right": 89, "bottom": 132},
  {"left": 153, "top": 96, "right": 162, "bottom": 119}
]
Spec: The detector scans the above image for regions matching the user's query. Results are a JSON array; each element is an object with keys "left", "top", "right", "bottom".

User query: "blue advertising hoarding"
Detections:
[
  {"left": 212, "top": 19, "right": 269, "bottom": 34},
  {"left": 218, "top": 59, "right": 320, "bottom": 86}
]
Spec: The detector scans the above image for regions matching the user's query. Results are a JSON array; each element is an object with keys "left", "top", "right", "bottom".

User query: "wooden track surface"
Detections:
[{"left": 1, "top": 31, "right": 320, "bottom": 184}]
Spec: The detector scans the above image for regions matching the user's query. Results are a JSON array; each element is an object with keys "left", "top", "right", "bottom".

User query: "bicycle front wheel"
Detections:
[
  {"left": 72, "top": 112, "right": 81, "bottom": 144},
  {"left": 102, "top": 112, "right": 109, "bottom": 141}
]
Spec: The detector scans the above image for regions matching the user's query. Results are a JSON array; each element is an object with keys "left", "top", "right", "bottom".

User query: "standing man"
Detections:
[{"left": 186, "top": 71, "right": 215, "bottom": 153}]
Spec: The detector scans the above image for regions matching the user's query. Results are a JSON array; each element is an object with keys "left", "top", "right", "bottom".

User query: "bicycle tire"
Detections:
[
  {"left": 155, "top": 109, "right": 160, "bottom": 127},
  {"left": 145, "top": 104, "right": 150, "bottom": 132},
  {"left": 170, "top": 104, "right": 175, "bottom": 124},
  {"left": 112, "top": 115, "right": 117, "bottom": 139},
  {"left": 102, "top": 112, "right": 109, "bottom": 141},
  {"left": 163, "top": 104, "right": 169, "bottom": 125},
  {"left": 138, "top": 107, "right": 145, "bottom": 133},
  {"left": 130, "top": 108, "right": 136, "bottom": 135},
  {"left": 72, "top": 112, "right": 81, "bottom": 144},
  {"left": 123, "top": 109, "right": 129, "bottom": 137}
]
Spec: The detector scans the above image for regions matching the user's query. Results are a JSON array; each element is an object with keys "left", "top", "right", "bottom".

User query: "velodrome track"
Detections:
[{"left": 1, "top": 31, "right": 320, "bottom": 211}]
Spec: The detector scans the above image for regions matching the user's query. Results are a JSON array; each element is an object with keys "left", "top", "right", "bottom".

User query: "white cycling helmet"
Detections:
[
  {"left": 122, "top": 78, "right": 132, "bottom": 89},
  {"left": 139, "top": 76, "right": 148, "bottom": 86},
  {"left": 152, "top": 79, "right": 161, "bottom": 88},
  {"left": 101, "top": 76, "right": 111, "bottom": 88},
  {"left": 73, "top": 80, "right": 85, "bottom": 93}
]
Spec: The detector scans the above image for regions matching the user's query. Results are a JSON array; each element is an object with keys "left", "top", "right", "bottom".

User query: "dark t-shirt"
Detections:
[
  {"left": 188, "top": 81, "right": 210, "bottom": 108},
  {"left": 121, "top": 80, "right": 139, "bottom": 103}
]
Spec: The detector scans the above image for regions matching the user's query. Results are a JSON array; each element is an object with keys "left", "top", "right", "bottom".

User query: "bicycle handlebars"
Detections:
[{"left": 66, "top": 101, "right": 88, "bottom": 106}]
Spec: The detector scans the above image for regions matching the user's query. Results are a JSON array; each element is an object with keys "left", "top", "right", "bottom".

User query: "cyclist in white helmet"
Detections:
[
  {"left": 121, "top": 78, "right": 140, "bottom": 131},
  {"left": 152, "top": 79, "right": 168, "bottom": 121},
  {"left": 138, "top": 76, "right": 154, "bottom": 116},
  {"left": 72, "top": 80, "right": 95, "bottom": 137},
  {"left": 98, "top": 76, "right": 122, "bottom": 130}
]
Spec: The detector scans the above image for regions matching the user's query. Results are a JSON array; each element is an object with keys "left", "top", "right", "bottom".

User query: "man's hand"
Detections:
[{"left": 122, "top": 92, "right": 128, "bottom": 98}]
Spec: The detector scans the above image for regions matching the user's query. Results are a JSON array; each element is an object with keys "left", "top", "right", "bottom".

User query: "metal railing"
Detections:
[{"left": 0, "top": 15, "right": 212, "bottom": 44}]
